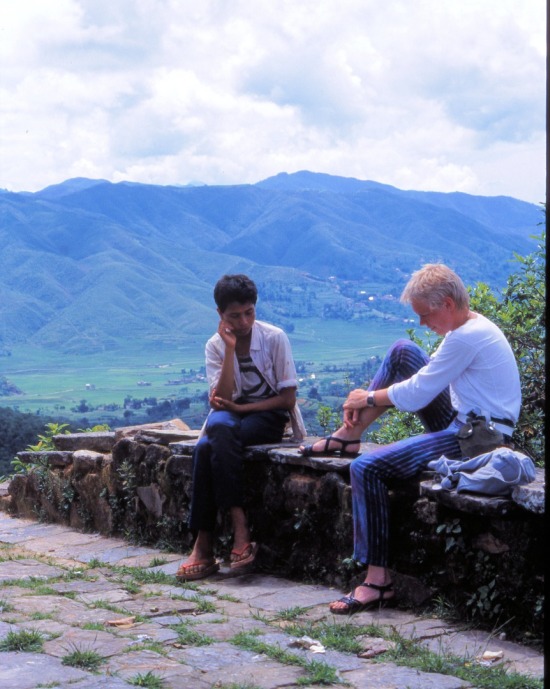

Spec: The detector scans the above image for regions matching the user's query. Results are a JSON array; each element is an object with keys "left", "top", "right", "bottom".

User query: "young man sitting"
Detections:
[{"left": 177, "top": 274, "right": 306, "bottom": 581}]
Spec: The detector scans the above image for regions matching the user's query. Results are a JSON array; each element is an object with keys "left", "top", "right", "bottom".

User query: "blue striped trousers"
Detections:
[{"left": 351, "top": 339, "right": 462, "bottom": 567}]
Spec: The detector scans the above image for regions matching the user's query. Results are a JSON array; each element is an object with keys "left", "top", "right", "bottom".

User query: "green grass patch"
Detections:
[
  {"left": 112, "top": 564, "right": 177, "bottom": 586},
  {"left": 231, "top": 631, "right": 342, "bottom": 686},
  {"left": 0, "top": 628, "right": 45, "bottom": 652},
  {"left": 61, "top": 646, "right": 106, "bottom": 672},
  {"left": 381, "top": 635, "right": 543, "bottom": 689},
  {"left": 149, "top": 557, "right": 169, "bottom": 567},
  {"left": 29, "top": 611, "right": 55, "bottom": 621},
  {"left": 171, "top": 620, "right": 214, "bottom": 646},
  {"left": 128, "top": 671, "right": 167, "bottom": 688},
  {"left": 262, "top": 613, "right": 542, "bottom": 689},
  {"left": 81, "top": 622, "right": 110, "bottom": 632},
  {"left": 0, "top": 598, "right": 15, "bottom": 613},
  {"left": 188, "top": 594, "right": 217, "bottom": 614}
]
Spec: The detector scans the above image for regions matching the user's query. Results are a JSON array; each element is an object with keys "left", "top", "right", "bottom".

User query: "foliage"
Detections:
[
  {"left": 0, "top": 408, "right": 63, "bottom": 477},
  {"left": 128, "top": 672, "right": 166, "bottom": 688},
  {"left": 78, "top": 423, "right": 111, "bottom": 432},
  {"left": 61, "top": 647, "right": 106, "bottom": 672},
  {"left": 469, "top": 230, "right": 545, "bottom": 462},
  {"left": 316, "top": 404, "right": 342, "bottom": 435},
  {"left": 0, "top": 628, "right": 44, "bottom": 652},
  {"left": 25, "top": 422, "right": 71, "bottom": 452},
  {"left": 368, "top": 408, "right": 424, "bottom": 445},
  {"left": 9, "top": 422, "right": 71, "bottom": 478}
]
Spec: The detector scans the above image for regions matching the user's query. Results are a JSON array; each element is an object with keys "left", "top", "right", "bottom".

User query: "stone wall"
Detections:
[{"left": 2, "top": 420, "right": 544, "bottom": 640}]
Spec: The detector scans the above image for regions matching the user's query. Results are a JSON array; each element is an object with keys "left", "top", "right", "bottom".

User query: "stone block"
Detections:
[
  {"left": 511, "top": 467, "right": 544, "bottom": 513},
  {"left": 282, "top": 473, "right": 320, "bottom": 512},
  {"left": 73, "top": 449, "right": 105, "bottom": 475},
  {"left": 136, "top": 483, "right": 165, "bottom": 518},
  {"left": 16, "top": 451, "right": 73, "bottom": 468},
  {"left": 53, "top": 432, "right": 116, "bottom": 453},
  {"left": 114, "top": 418, "right": 191, "bottom": 441}
]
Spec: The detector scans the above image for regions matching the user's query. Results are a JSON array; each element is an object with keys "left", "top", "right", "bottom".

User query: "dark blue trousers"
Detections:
[
  {"left": 351, "top": 339, "right": 462, "bottom": 567},
  {"left": 189, "top": 409, "right": 288, "bottom": 532}
]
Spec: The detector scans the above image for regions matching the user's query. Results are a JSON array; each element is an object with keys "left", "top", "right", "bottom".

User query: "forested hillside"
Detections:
[{"left": 0, "top": 171, "right": 539, "bottom": 355}]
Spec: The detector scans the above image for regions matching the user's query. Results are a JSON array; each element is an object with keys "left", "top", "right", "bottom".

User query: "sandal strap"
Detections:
[
  {"left": 231, "top": 542, "right": 253, "bottom": 557},
  {"left": 338, "top": 595, "right": 361, "bottom": 606},
  {"left": 323, "top": 436, "right": 361, "bottom": 451},
  {"left": 359, "top": 582, "right": 394, "bottom": 594}
]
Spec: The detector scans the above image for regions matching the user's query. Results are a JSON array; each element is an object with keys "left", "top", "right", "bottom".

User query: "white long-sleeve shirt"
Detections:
[{"left": 388, "top": 313, "right": 521, "bottom": 424}]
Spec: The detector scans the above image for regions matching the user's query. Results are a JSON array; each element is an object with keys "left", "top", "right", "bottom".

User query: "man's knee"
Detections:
[
  {"left": 390, "top": 338, "right": 423, "bottom": 357},
  {"left": 205, "top": 412, "right": 240, "bottom": 437}
]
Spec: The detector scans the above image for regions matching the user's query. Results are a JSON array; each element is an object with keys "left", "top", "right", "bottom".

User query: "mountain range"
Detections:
[{"left": 0, "top": 171, "right": 541, "bottom": 354}]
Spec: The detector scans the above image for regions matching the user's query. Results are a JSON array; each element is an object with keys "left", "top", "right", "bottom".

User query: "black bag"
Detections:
[{"left": 456, "top": 415, "right": 506, "bottom": 459}]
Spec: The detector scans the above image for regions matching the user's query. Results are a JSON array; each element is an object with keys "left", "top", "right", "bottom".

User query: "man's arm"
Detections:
[
  {"left": 211, "top": 386, "right": 297, "bottom": 414},
  {"left": 211, "top": 320, "right": 237, "bottom": 402}
]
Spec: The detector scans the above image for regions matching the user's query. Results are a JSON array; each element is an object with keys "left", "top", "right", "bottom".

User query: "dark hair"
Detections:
[{"left": 213, "top": 274, "right": 258, "bottom": 312}]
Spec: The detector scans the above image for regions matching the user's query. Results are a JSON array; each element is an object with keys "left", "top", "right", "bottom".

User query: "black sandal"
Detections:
[
  {"left": 300, "top": 435, "right": 361, "bottom": 458},
  {"left": 329, "top": 582, "right": 396, "bottom": 615}
]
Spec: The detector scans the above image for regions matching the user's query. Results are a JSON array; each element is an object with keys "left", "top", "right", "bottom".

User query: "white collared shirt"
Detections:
[{"left": 205, "top": 319, "right": 306, "bottom": 440}]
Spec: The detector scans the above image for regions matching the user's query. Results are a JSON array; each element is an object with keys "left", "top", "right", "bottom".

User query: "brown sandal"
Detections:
[
  {"left": 230, "top": 542, "right": 259, "bottom": 569},
  {"left": 176, "top": 558, "right": 219, "bottom": 581}
]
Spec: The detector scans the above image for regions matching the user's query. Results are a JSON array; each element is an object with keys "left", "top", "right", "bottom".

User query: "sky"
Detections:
[{"left": 0, "top": 0, "right": 546, "bottom": 203}]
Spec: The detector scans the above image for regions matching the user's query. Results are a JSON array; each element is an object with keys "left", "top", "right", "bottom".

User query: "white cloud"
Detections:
[{"left": 0, "top": 0, "right": 545, "bottom": 202}]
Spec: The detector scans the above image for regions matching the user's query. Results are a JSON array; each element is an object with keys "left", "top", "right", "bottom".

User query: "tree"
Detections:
[{"left": 469, "top": 230, "right": 545, "bottom": 462}]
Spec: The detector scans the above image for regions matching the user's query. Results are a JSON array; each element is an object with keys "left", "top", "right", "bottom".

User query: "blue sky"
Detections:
[{"left": 0, "top": 0, "right": 545, "bottom": 202}]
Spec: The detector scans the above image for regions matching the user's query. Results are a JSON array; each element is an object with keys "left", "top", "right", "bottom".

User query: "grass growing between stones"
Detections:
[
  {"left": 125, "top": 640, "right": 168, "bottom": 656},
  {"left": 110, "top": 564, "right": 179, "bottom": 586},
  {"left": 61, "top": 645, "right": 106, "bottom": 672},
  {"left": 0, "top": 597, "right": 14, "bottom": 613},
  {"left": 381, "top": 635, "right": 544, "bottom": 689},
  {"left": 273, "top": 606, "right": 309, "bottom": 621},
  {"left": 0, "top": 628, "right": 44, "bottom": 652},
  {"left": 231, "top": 630, "right": 342, "bottom": 686},
  {"left": 188, "top": 593, "right": 217, "bottom": 614},
  {"left": 81, "top": 622, "right": 110, "bottom": 631},
  {"left": 284, "top": 619, "right": 377, "bottom": 655},
  {"left": 128, "top": 671, "right": 167, "bottom": 688},
  {"left": 270, "top": 614, "right": 543, "bottom": 689},
  {"left": 170, "top": 619, "right": 214, "bottom": 646},
  {"left": 29, "top": 611, "right": 55, "bottom": 620},
  {"left": 148, "top": 557, "right": 169, "bottom": 567}
]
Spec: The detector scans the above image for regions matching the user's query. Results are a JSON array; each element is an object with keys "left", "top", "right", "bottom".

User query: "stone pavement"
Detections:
[{"left": 0, "top": 512, "right": 543, "bottom": 689}]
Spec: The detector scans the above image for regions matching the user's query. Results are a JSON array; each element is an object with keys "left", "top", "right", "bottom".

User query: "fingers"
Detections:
[{"left": 343, "top": 407, "right": 362, "bottom": 429}]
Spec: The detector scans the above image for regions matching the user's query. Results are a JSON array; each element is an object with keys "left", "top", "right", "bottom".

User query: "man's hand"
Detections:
[
  {"left": 218, "top": 320, "right": 237, "bottom": 349},
  {"left": 343, "top": 389, "right": 368, "bottom": 429},
  {"left": 210, "top": 389, "right": 240, "bottom": 413},
  {"left": 343, "top": 389, "right": 368, "bottom": 410}
]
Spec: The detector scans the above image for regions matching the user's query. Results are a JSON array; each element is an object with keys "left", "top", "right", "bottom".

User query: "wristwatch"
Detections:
[{"left": 367, "top": 391, "right": 376, "bottom": 407}]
